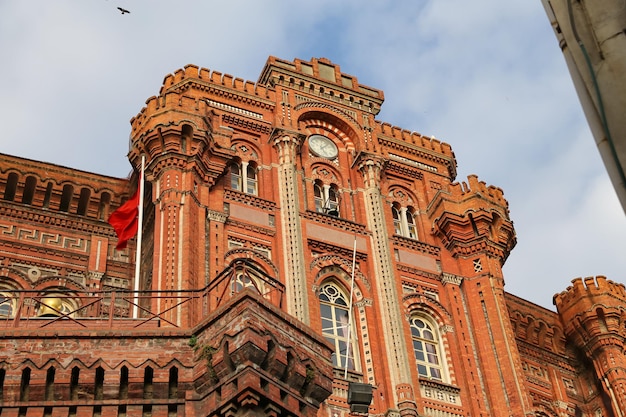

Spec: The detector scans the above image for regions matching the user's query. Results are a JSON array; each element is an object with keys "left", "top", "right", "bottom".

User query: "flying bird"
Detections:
[{"left": 117, "top": 7, "right": 130, "bottom": 14}]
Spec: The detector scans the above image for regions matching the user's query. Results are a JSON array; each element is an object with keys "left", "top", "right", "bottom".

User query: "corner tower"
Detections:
[
  {"left": 429, "top": 175, "right": 532, "bottom": 416},
  {"left": 554, "top": 276, "right": 626, "bottom": 415},
  {"left": 127, "top": 65, "right": 268, "bottom": 325}
]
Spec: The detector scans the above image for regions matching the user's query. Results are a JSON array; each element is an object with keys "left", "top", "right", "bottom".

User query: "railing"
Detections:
[
  {"left": 0, "top": 289, "right": 206, "bottom": 330},
  {"left": 0, "top": 269, "right": 285, "bottom": 331}
]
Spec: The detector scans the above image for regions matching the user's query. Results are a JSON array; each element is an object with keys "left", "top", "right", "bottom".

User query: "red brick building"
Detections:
[{"left": 0, "top": 56, "right": 622, "bottom": 417}]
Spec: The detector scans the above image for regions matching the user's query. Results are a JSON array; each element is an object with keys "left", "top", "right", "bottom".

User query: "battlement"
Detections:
[
  {"left": 130, "top": 64, "right": 275, "bottom": 134},
  {"left": 377, "top": 121, "right": 454, "bottom": 158},
  {"left": 448, "top": 174, "right": 508, "bottom": 207},
  {"left": 159, "top": 64, "right": 273, "bottom": 98},
  {"left": 553, "top": 275, "right": 626, "bottom": 308}
]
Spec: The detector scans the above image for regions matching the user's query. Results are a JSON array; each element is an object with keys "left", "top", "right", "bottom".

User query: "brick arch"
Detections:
[
  {"left": 403, "top": 294, "right": 453, "bottom": 327},
  {"left": 230, "top": 138, "right": 261, "bottom": 162},
  {"left": 299, "top": 114, "right": 357, "bottom": 154},
  {"left": 33, "top": 276, "right": 87, "bottom": 292},
  {"left": 311, "top": 255, "right": 371, "bottom": 294},
  {"left": 309, "top": 161, "right": 344, "bottom": 186},
  {"left": 0, "top": 269, "right": 31, "bottom": 290},
  {"left": 223, "top": 248, "right": 279, "bottom": 278},
  {"left": 386, "top": 184, "right": 418, "bottom": 207},
  {"left": 153, "top": 118, "right": 204, "bottom": 133}
]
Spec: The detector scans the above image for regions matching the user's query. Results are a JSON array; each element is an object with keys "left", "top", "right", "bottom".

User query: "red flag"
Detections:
[{"left": 108, "top": 184, "right": 141, "bottom": 250}]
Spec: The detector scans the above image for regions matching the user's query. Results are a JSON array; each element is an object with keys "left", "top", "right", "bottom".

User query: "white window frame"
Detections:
[
  {"left": 410, "top": 316, "right": 445, "bottom": 381},
  {"left": 314, "top": 182, "right": 339, "bottom": 216},
  {"left": 319, "top": 282, "right": 359, "bottom": 370}
]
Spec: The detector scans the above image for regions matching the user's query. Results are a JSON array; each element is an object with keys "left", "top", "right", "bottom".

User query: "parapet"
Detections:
[
  {"left": 447, "top": 174, "right": 508, "bottom": 208},
  {"left": 159, "top": 64, "right": 272, "bottom": 99},
  {"left": 258, "top": 56, "right": 384, "bottom": 105},
  {"left": 377, "top": 122, "right": 454, "bottom": 157},
  {"left": 553, "top": 275, "right": 626, "bottom": 309},
  {"left": 130, "top": 64, "right": 275, "bottom": 135}
]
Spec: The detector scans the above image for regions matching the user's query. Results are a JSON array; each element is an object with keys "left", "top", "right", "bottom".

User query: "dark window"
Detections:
[
  {"left": 22, "top": 176, "right": 37, "bottom": 205},
  {"left": 60, "top": 184, "right": 74, "bottom": 212},
  {"left": 3, "top": 173, "right": 18, "bottom": 201}
]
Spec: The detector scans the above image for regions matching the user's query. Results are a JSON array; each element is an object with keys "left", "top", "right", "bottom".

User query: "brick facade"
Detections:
[{"left": 0, "top": 56, "right": 621, "bottom": 417}]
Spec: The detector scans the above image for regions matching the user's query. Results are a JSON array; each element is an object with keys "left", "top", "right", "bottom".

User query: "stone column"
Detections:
[
  {"left": 357, "top": 155, "right": 417, "bottom": 415},
  {"left": 271, "top": 130, "right": 309, "bottom": 323}
]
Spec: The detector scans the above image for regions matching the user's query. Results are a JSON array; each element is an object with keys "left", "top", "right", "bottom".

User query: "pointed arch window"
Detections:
[
  {"left": 319, "top": 282, "right": 358, "bottom": 370},
  {"left": 410, "top": 316, "right": 444, "bottom": 380},
  {"left": 228, "top": 261, "right": 270, "bottom": 299},
  {"left": 231, "top": 272, "right": 264, "bottom": 295},
  {"left": 392, "top": 204, "right": 418, "bottom": 240}
]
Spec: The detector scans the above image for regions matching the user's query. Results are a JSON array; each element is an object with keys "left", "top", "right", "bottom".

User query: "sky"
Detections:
[{"left": 1, "top": 1, "right": 624, "bottom": 310}]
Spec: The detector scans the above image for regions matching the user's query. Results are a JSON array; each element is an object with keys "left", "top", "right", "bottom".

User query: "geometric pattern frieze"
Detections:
[{"left": 0, "top": 224, "right": 87, "bottom": 251}]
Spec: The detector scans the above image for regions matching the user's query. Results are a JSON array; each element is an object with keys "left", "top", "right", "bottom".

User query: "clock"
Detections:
[{"left": 308, "top": 134, "right": 338, "bottom": 159}]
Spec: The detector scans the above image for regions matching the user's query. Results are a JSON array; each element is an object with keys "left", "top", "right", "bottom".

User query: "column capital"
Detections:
[
  {"left": 354, "top": 153, "right": 386, "bottom": 188},
  {"left": 270, "top": 128, "right": 306, "bottom": 165}
]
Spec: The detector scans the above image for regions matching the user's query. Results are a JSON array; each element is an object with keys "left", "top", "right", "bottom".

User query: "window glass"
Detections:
[
  {"left": 246, "top": 165, "right": 257, "bottom": 195},
  {"left": 319, "top": 282, "right": 358, "bottom": 370},
  {"left": 410, "top": 317, "right": 444, "bottom": 380},
  {"left": 392, "top": 206, "right": 402, "bottom": 235},
  {"left": 406, "top": 209, "right": 418, "bottom": 239},
  {"left": 230, "top": 163, "right": 241, "bottom": 191},
  {"left": 0, "top": 294, "right": 13, "bottom": 317},
  {"left": 314, "top": 183, "right": 324, "bottom": 213}
]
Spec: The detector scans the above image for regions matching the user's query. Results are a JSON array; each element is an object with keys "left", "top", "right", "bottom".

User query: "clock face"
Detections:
[{"left": 308, "top": 134, "right": 338, "bottom": 159}]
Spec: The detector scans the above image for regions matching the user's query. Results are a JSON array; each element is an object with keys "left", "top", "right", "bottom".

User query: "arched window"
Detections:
[
  {"left": 77, "top": 188, "right": 91, "bottom": 216},
  {"left": 319, "top": 282, "right": 358, "bottom": 370},
  {"left": 392, "top": 204, "right": 418, "bottom": 240},
  {"left": 230, "top": 161, "right": 258, "bottom": 195},
  {"left": 98, "top": 192, "right": 111, "bottom": 220},
  {"left": 228, "top": 261, "right": 270, "bottom": 300},
  {"left": 230, "top": 163, "right": 242, "bottom": 191},
  {"left": 0, "top": 293, "right": 14, "bottom": 317},
  {"left": 392, "top": 205, "right": 402, "bottom": 235},
  {"left": 314, "top": 182, "right": 324, "bottom": 213},
  {"left": 59, "top": 184, "right": 74, "bottom": 212},
  {"left": 410, "top": 317, "right": 444, "bottom": 380},
  {"left": 22, "top": 176, "right": 37, "bottom": 205},
  {"left": 246, "top": 163, "right": 258, "bottom": 195},
  {"left": 406, "top": 209, "right": 417, "bottom": 239},
  {"left": 231, "top": 272, "right": 263, "bottom": 295},
  {"left": 314, "top": 181, "right": 340, "bottom": 217},
  {"left": 3, "top": 173, "right": 18, "bottom": 201}
]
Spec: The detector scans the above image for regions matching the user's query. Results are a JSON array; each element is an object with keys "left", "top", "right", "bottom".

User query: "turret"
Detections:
[
  {"left": 554, "top": 276, "right": 626, "bottom": 415},
  {"left": 429, "top": 174, "right": 516, "bottom": 264},
  {"left": 429, "top": 175, "right": 533, "bottom": 416},
  {"left": 126, "top": 66, "right": 242, "bottom": 327}
]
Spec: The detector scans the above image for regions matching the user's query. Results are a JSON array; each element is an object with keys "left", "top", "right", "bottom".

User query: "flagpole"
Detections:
[
  {"left": 132, "top": 155, "right": 145, "bottom": 319},
  {"left": 344, "top": 235, "right": 357, "bottom": 379}
]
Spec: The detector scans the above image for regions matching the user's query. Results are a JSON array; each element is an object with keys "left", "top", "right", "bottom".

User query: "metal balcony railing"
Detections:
[{"left": 0, "top": 265, "right": 285, "bottom": 331}]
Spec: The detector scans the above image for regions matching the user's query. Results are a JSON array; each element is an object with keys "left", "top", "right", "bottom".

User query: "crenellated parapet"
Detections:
[
  {"left": 130, "top": 64, "right": 274, "bottom": 134},
  {"left": 428, "top": 174, "right": 516, "bottom": 262},
  {"left": 554, "top": 276, "right": 626, "bottom": 348},
  {"left": 128, "top": 63, "right": 279, "bottom": 183},
  {"left": 376, "top": 122, "right": 457, "bottom": 180},
  {"left": 554, "top": 276, "right": 626, "bottom": 416}
]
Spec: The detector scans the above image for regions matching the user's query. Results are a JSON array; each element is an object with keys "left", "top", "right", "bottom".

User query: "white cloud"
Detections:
[{"left": 0, "top": 0, "right": 624, "bottom": 309}]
